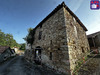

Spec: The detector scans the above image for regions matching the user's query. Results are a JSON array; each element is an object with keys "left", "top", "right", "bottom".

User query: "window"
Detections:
[
  {"left": 50, "top": 52, "right": 52, "bottom": 60},
  {"left": 58, "top": 48, "right": 60, "bottom": 50},
  {"left": 50, "top": 40, "right": 52, "bottom": 45},
  {"left": 38, "top": 31, "right": 42, "bottom": 40},
  {"left": 81, "top": 47, "right": 85, "bottom": 53}
]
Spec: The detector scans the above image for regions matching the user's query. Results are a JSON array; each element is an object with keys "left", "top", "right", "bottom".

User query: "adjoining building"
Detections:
[
  {"left": 0, "top": 46, "right": 16, "bottom": 62},
  {"left": 25, "top": 2, "right": 90, "bottom": 75},
  {"left": 87, "top": 31, "right": 100, "bottom": 53}
]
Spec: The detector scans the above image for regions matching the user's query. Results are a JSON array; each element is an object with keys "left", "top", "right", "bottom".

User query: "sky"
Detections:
[{"left": 0, "top": 0, "right": 100, "bottom": 44}]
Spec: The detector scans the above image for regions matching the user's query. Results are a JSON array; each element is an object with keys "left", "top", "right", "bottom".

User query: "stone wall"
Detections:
[
  {"left": 88, "top": 32, "right": 100, "bottom": 48},
  {"left": 24, "top": 4, "right": 90, "bottom": 75},
  {"left": 31, "top": 7, "right": 70, "bottom": 74},
  {"left": 63, "top": 7, "right": 90, "bottom": 74}
]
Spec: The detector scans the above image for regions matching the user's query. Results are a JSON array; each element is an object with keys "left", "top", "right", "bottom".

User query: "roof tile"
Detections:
[{"left": 0, "top": 46, "right": 9, "bottom": 53}]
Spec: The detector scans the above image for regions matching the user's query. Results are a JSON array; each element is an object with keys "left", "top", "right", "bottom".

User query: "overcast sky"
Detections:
[{"left": 0, "top": 0, "right": 100, "bottom": 43}]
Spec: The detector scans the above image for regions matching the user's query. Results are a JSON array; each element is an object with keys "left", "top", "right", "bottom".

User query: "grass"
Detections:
[
  {"left": 73, "top": 55, "right": 90, "bottom": 75},
  {"left": 73, "top": 54, "right": 100, "bottom": 75}
]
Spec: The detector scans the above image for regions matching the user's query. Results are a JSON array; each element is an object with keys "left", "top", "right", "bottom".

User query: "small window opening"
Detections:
[
  {"left": 81, "top": 47, "right": 85, "bottom": 53},
  {"left": 38, "top": 31, "right": 42, "bottom": 40},
  {"left": 50, "top": 40, "right": 52, "bottom": 45},
  {"left": 58, "top": 48, "right": 60, "bottom": 50},
  {"left": 50, "top": 52, "right": 52, "bottom": 60}
]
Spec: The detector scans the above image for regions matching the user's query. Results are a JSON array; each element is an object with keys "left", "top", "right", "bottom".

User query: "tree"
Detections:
[
  {"left": 28, "top": 28, "right": 33, "bottom": 33},
  {"left": 24, "top": 28, "right": 35, "bottom": 48},
  {"left": 19, "top": 43, "right": 25, "bottom": 50},
  {"left": 0, "top": 30, "right": 6, "bottom": 46},
  {"left": 0, "top": 29, "right": 20, "bottom": 48}
]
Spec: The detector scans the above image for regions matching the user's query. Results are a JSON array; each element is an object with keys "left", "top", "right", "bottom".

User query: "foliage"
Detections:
[
  {"left": 73, "top": 56, "right": 88, "bottom": 75},
  {"left": 73, "top": 54, "right": 100, "bottom": 75},
  {"left": 24, "top": 28, "right": 35, "bottom": 45},
  {"left": 19, "top": 43, "right": 25, "bottom": 50},
  {"left": 0, "top": 29, "right": 20, "bottom": 48}
]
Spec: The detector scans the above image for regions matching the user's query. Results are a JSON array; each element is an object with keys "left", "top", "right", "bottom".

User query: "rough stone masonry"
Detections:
[{"left": 25, "top": 2, "right": 90, "bottom": 75}]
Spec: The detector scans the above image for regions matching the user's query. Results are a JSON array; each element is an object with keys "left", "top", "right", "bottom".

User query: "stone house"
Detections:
[
  {"left": 25, "top": 2, "right": 90, "bottom": 75},
  {"left": 17, "top": 50, "right": 24, "bottom": 56},
  {"left": 12, "top": 47, "right": 24, "bottom": 56},
  {"left": 12, "top": 47, "right": 19, "bottom": 54},
  {"left": 0, "top": 46, "right": 15, "bottom": 62},
  {"left": 87, "top": 31, "right": 100, "bottom": 53}
]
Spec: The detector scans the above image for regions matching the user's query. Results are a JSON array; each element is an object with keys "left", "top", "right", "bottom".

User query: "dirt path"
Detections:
[{"left": 0, "top": 56, "right": 63, "bottom": 75}]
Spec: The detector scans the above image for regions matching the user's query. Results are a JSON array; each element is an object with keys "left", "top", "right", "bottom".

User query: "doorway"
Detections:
[{"left": 34, "top": 46, "right": 42, "bottom": 64}]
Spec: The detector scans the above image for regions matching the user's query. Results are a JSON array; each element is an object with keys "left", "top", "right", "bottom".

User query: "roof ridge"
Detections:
[
  {"left": 33, "top": 1, "right": 87, "bottom": 31},
  {"left": 87, "top": 31, "right": 100, "bottom": 37},
  {"left": 61, "top": 1, "right": 66, "bottom": 6}
]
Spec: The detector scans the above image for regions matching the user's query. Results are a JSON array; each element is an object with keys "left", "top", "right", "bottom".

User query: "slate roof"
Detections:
[
  {"left": 0, "top": 46, "right": 10, "bottom": 53},
  {"left": 87, "top": 31, "right": 100, "bottom": 38},
  {"left": 34, "top": 1, "right": 87, "bottom": 31}
]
